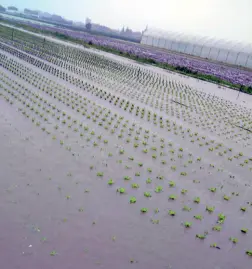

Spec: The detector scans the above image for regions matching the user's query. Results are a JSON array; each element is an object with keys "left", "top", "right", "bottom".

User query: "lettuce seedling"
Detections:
[
  {"left": 131, "top": 183, "right": 139, "bottom": 189},
  {"left": 130, "top": 197, "right": 136, "bottom": 204},
  {"left": 144, "top": 192, "right": 152, "bottom": 198}
]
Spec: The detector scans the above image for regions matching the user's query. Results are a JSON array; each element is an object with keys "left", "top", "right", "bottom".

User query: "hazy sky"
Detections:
[{"left": 1, "top": 0, "right": 252, "bottom": 43}]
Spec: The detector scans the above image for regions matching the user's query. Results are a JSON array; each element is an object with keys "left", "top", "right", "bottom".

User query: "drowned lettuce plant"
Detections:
[
  {"left": 169, "top": 194, "right": 177, "bottom": 200},
  {"left": 108, "top": 179, "right": 114, "bottom": 185},
  {"left": 169, "top": 181, "right": 175, "bottom": 187},
  {"left": 117, "top": 188, "right": 125, "bottom": 194},
  {"left": 183, "top": 205, "right": 192, "bottom": 212},
  {"left": 212, "top": 225, "right": 222, "bottom": 231},
  {"left": 210, "top": 243, "right": 220, "bottom": 249},
  {"left": 184, "top": 222, "right": 192, "bottom": 228},
  {"left": 241, "top": 228, "right": 248, "bottom": 234},
  {"left": 194, "top": 197, "right": 200, "bottom": 203},
  {"left": 144, "top": 192, "right": 152, "bottom": 198},
  {"left": 223, "top": 195, "right": 230, "bottom": 201},
  {"left": 206, "top": 206, "right": 215, "bottom": 213},
  {"left": 50, "top": 251, "right": 57, "bottom": 256},
  {"left": 130, "top": 197, "right": 137, "bottom": 204},
  {"left": 141, "top": 208, "right": 148, "bottom": 213},
  {"left": 168, "top": 210, "right": 176, "bottom": 216},
  {"left": 217, "top": 213, "right": 226, "bottom": 224},
  {"left": 209, "top": 187, "right": 217, "bottom": 193},
  {"left": 146, "top": 178, "right": 152, "bottom": 184},
  {"left": 229, "top": 237, "right": 238, "bottom": 244},
  {"left": 196, "top": 234, "right": 206, "bottom": 240},
  {"left": 155, "top": 186, "right": 163, "bottom": 193},
  {"left": 246, "top": 250, "right": 252, "bottom": 256},
  {"left": 131, "top": 183, "right": 139, "bottom": 189}
]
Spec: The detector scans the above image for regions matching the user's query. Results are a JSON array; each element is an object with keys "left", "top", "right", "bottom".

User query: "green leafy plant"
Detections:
[
  {"left": 246, "top": 250, "right": 252, "bottom": 256},
  {"left": 171, "top": 166, "right": 176, "bottom": 171},
  {"left": 212, "top": 225, "right": 222, "bottom": 231},
  {"left": 151, "top": 219, "right": 160, "bottom": 224},
  {"left": 130, "top": 196, "right": 137, "bottom": 203},
  {"left": 141, "top": 208, "right": 148, "bottom": 213},
  {"left": 241, "top": 228, "right": 248, "bottom": 234},
  {"left": 144, "top": 192, "right": 152, "bottom": 198},
  {"left": 108, "top": 179, "right": 114, "bottom": 185},
  {"left": 169, "top": 181, "right": 175, "bottom": 187},
  {"left": 209, "top": 187, "right": 217, "bottom": 193},
  {"left": 124, "top": 176, "right": 131, "bottom": 181},
  {"left": 223, "top": 195, "right": 230, "bottom": 201},
  {"left": 168, "top": 210, "right": 176, "bottom": 216},
  {"left": 183, "top": 205, "right": 192, "bottom": 212},
  {"left": 210, "top": 243, "right": 220, "bottom": 249},
  {"left": 240, "top": 207, "right": 247, "bottom": 212},
  {"left": 206, "top": 206, "right": 215, "bottom": 213},
  {"left": 194, "top": 215, "right": 203, "bottom": 220},
  {"left": 97, "top": 172, "right": 104, "bottom": 177},
  {"left": 154, "top": 208, "right": 159, "bottom": 213},
  {"left": 131, "top": 183, "right": 139, "bottom": 189},
  {"left": 169, "top": 194, "right": 177, "bottom": 200},
  {"left": 135, "top": 172, "right": 140, "bottom": 176},
  {"left": 196, "top": 234, "right": 206, "bottom": 240},
  {"left": 194, "top": 197, "right": 200, "bottom": 203},
  {"left": 229, "top": 237, "right": 238, "bottom": 243},
  {"left": 218, "top": 213, "right": 226, "bottom": 224},
  {"left": 181, "top": 189, "right": 188, "bottom": 194},
  {"left": 155, "top": 186, "right": 163, "bottom": 193},
  {"left": 146, "top": 178, "right": 152, "bottom": 184},
  {"left": 184, "top": 222, "right": 192, "bottom": 228},
  {"left": 50, "top": 250, "right": 57, "bottom": 256},
  {"left": 117, "top": 188, "right": 125, "bottom": 194}
]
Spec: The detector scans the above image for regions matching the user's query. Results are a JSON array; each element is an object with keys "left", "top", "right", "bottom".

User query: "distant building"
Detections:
[
  {"left": 120, "top": 26, "right": 141, "bottom": 40},
  {"left": 73, "top": 21, "right": 86, "bottom": 28},
  {"left": 24, "top": 9, "right": 39, "bottom": 18},
  {"left": 7, "top": 6, "right": 18, "bottom": 11}
]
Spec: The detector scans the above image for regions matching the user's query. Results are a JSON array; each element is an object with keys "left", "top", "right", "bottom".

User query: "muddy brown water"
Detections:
[
  {"left": 0, "top": 32, "right": 252, "bottom": 268},
  {"left": 1, "top": 93, "right": 252, "bottom": 269}
]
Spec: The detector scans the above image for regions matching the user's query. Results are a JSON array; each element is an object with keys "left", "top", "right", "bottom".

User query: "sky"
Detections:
[{"left": 1, "top": 0, "right": 252, "bottom": 43}]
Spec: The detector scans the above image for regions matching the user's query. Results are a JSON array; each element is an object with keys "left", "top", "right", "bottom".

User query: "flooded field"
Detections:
[{"left": 0, "top": 25, "right": 252, "bottom": 269}]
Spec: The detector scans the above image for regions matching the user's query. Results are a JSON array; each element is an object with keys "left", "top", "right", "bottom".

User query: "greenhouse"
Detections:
[{"left": 141, "top": 29, "right": 252, "bottom": 69}]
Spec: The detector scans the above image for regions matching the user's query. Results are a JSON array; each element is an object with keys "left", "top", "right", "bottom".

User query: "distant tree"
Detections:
[
  {"left": 0, "top": 5, "right": 6, "bottom": 12},
  {"left": 86, "top": 22, "right": 92, "bottom": 31},
  {"left": 85, "top": 17, "right": 91, "bottom": 24},
  {"left": 7, "top": 6, "right": 18, "bottom": 11}
]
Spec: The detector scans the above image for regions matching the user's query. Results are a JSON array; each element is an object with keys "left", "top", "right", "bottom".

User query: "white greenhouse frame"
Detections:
[{"left": 141, "top": 29, "right": 252, "bottom": 69}]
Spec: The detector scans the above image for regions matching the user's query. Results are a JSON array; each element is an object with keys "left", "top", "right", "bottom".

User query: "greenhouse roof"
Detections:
[{"left": 143, "top": 28, "right": 252, "bottom": 54}]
